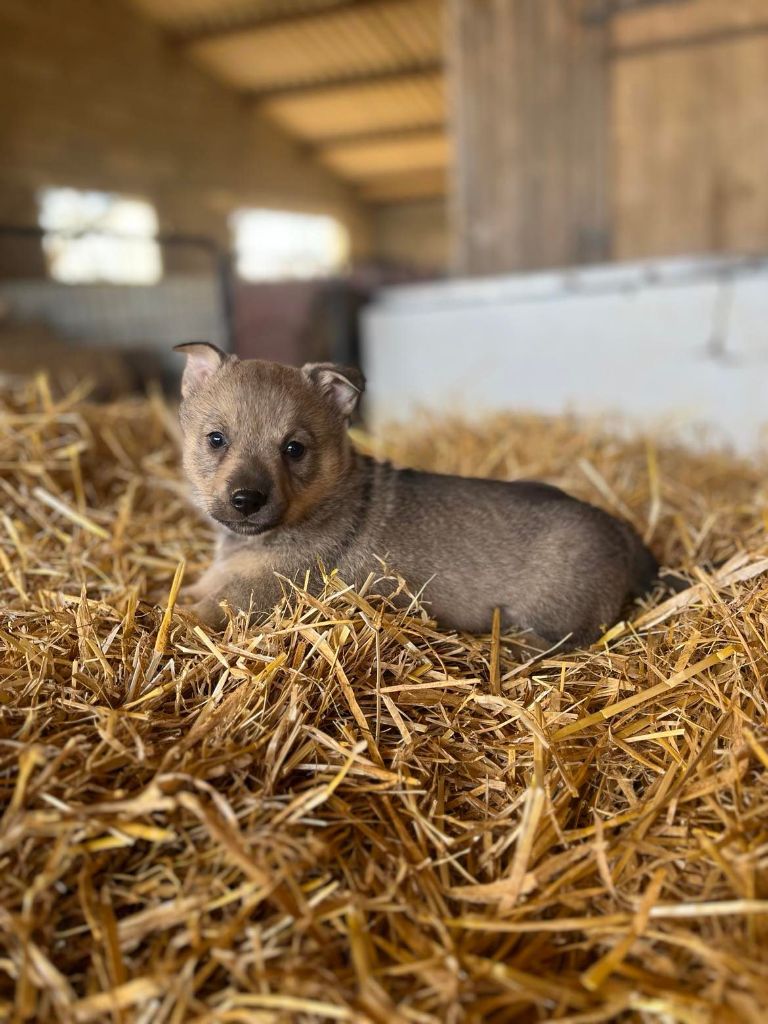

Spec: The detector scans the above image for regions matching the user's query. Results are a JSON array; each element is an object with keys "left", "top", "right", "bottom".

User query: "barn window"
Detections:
[
  {"left": 38, "top": 188, "right": 162, "bottom": 284},
  {"left": 230, "top": 208, "right": 349, "bottom": 281}
]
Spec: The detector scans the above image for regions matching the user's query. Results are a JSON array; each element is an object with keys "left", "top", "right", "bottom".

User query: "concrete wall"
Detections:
[
  {"left": 0, "top": 0, "right": 370, "bottom": 273},
  {"left": 363, "top": 254, "right": 768, "bottom": 454},
  {"left": 370, "top": 199, "right": 450, "bottom": 274}
]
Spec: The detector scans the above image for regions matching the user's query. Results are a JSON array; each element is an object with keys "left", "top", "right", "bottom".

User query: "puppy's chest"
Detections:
[
  {"left": 216, "top": 540, "right": 274, "bottom": 578},
  {"left": 217, "top": 535, "right": 323, "bottom": 581}
]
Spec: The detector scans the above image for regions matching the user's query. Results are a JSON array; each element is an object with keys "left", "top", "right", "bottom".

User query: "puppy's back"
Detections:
[{"left": 357, "top": 467, "right": 654, "bottom": 643}]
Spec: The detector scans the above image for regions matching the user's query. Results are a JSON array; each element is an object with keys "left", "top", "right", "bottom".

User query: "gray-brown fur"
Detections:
[{"left": 174, "top": 343, "right": 658, "bottom": 648}]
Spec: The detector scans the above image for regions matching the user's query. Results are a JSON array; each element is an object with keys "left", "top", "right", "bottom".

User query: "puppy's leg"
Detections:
[
  {"left": 182, "top": 532, "right": 241, "bottom": 605},
  {"left": 183, "top": 569, "right": 221, "bottom": 604},
  {"left": 179, "top": 560, "right": 240, "bottom": 629},
  {"left": 181, "top": 561, "right": 286, "bottom": 631},
  {"left": 185, "top": 593, "right": 229, "bottom": 631}
]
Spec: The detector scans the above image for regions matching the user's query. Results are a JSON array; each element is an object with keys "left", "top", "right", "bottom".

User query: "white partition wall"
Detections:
[{"left": 361, "top": 255, "right": 768, "bottom": 453}]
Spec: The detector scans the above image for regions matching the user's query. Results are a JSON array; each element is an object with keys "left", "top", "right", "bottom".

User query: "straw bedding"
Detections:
[{"left": 1, "top": 375, "right": 768, "bottom": 1023}]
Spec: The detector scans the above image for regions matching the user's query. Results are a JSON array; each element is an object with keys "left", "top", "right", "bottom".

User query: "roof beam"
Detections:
[
  {"left": 582, "top": 0, "right": 692, "bottom": 24},
  {"left": 609, "top": 20, "right": 768, "bottom": 57},
  {"left": 172, "top": 0, "right": 409, "bottom": 45},
  {"left": 251, "top": 61, "right": 443, "bottom": 100},
  {"left": 319, "top": 130, "right": 449, "bottom": 179},
  {"left": 309, "top": 120, "right": 446, "bottom": 149},
  {"left": 358, "top": 168, "right": 447, "bottom": 203}
]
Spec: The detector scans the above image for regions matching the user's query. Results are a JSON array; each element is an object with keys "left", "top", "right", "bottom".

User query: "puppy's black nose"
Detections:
[{"left": 230, "top": 488, "right": 268, "bottom": 516}]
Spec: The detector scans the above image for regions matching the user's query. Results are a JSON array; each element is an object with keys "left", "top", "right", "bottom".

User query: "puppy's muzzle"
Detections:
[{"left": 230, "top": 488, "right": 268, "bottom": 517}]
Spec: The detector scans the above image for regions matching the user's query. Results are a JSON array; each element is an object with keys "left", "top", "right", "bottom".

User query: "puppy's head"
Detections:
[{"left": 174, "top": 343, "right": 364, "bottom": 536}]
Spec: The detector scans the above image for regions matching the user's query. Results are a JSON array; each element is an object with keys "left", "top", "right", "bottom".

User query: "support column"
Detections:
[{"left": 448, "top": 0, "right": 610, "bottom": 275}]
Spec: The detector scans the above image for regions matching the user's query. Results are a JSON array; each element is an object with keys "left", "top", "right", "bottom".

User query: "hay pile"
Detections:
[{"left": 1, "top": 375, "right": 768, "bottom": 1023}]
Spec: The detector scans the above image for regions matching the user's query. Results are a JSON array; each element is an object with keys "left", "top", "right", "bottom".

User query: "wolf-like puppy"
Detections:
[{"left": 174, "top": 343, "right": 658, "bottom": 648}]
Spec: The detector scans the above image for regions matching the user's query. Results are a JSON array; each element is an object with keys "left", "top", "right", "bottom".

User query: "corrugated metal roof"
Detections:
[
  {"left": 187, "top": 0, "right": 442, "bottom": 93},
  {"left": 127, "top": 0, "right": 449, "bottom": 202},
  {"left": 359, "top": 167, "right": 447, "bottom": 202},
  {"left": 319, "top": 130, "right": 449, "bottom": 178},
  {"left": 262, "top": 72, "right": 444, "bottom": 141},
  {"left": 129, "top": 0, "right": 347, "bottom": 32}
]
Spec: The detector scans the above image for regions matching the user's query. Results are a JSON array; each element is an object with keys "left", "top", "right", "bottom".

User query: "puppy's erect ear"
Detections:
[
  {"left": 173, "top": 342, "right": 234, "bottom": 398},
  {"left": 302, "top": 363, "right": 365, "bottom": 419}
]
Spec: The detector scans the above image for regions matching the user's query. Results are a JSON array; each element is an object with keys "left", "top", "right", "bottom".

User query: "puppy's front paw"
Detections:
[
  {"left": 177, "top": 597, "right": 228, "bottom": 631},
  {"left": 182, "top": 579, "right": 208, "bottom": 603}
]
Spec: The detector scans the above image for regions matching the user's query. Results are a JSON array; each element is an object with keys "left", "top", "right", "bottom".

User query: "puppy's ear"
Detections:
[
  {"left": 303, "top": 363, "right": 365, "bottom": 419},
  {"left": 173, "top": 342, "right": 234, "bottom": 398}
]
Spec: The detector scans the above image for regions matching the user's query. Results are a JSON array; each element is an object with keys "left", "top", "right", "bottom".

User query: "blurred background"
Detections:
[{"left": 1, "top": 0, "right": 767, "bottom": 449}]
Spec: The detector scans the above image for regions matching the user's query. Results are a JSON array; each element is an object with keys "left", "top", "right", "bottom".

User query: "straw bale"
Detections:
[{"left": 1, "top": 376, "right": 767, "bottom": 1023}]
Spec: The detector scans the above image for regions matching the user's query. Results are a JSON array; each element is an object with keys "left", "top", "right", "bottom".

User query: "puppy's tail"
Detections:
[
  {"left": 657, "top": 567, "right": 694, "bottom": 593},
  {"left": 618, "top": 522, "right": 659, "bottom": 598},
  {"left": 657, "top": 557, "right": 733, "bottom": 593},
  {"left": 621, "top": 521, "right": 727, "bottom": 598}
]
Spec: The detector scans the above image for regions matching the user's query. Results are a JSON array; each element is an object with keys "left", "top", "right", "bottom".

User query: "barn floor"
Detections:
[{"left": 1, "top": 375, "right": 767, "bottom": 1023}]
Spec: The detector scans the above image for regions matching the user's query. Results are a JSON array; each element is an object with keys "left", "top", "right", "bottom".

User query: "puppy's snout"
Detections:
[{"left": 230, "top": 488, "right": 268, "bottom": 517}]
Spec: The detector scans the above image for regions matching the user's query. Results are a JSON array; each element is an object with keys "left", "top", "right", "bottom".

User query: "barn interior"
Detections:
[
  {"left": 3, "top": 3, "right": 768, "bottom": 1022},
  {"left": 2, "top": 0, "right": 767, "bottom": 439},
  {"left": 2, "top": 0, "right": 452, "bottom": 390}
]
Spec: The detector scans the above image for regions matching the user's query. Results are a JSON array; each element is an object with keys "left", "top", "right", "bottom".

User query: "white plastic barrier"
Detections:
[{"left": 362, "top": 255, "right": 768, "bottom": 453}]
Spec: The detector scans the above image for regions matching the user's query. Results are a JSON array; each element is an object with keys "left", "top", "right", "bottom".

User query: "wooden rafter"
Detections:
[
  {"left": 309, "top": 120, "right": 446, "bottom": 148},
  {"left": 172, "top": 0, "right": 412, "bottom": 45},
  {"left": 610, "top": 20, "right": 768, "bottom": 57},
  {"left": 319, "top": 129, "right": 449, "bottom": 179},
  {"left": 581, "top": 0, "right": 693, "bottom": 24},
  {"left": 358, "top": 167, "right": 447, "bottom": 202},
  {"left": 249, "top": 61, "right": 443, "bottom": 100}
]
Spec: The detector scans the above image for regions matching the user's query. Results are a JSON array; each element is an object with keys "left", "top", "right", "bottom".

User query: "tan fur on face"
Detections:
[{"left": 179, "top": 357, "right": 353, "bottom": 536}]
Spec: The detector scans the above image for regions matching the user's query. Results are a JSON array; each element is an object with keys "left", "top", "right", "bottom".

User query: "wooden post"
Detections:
[{"left": 448, "top": 0, "right": 610, "bottom": 275}]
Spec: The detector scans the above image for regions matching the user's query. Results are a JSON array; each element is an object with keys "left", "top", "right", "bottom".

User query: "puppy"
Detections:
[{"left": 174, "top": 343, "right": 658, "bottom": 648}]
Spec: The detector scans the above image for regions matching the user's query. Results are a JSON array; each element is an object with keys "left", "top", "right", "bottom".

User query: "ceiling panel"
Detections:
[
  {"left": 262, "top": 72, "right": 445, "bottom": 141},
  {"left": 319, "top": 130, "right": 449, "bottom": 178},
  {"left": 128, "top": 0, "right": 450, "bottom": 201},
  {"left": 185, "top": 0, "right": 443, "bottom": 93},
  {"left": 360, "top": 167, "right": 447, "bottom": 202},
  {"left": 129, "top": 0, "right": 344, "bottom": 32}
]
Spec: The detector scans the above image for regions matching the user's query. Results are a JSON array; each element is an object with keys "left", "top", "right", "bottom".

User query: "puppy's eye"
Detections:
[
  {"left": 284, "top": 440, "right": 305, "bottom": 460},
  {"left": 207, "top": 431, "right": 227, "bottom": 450}
]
